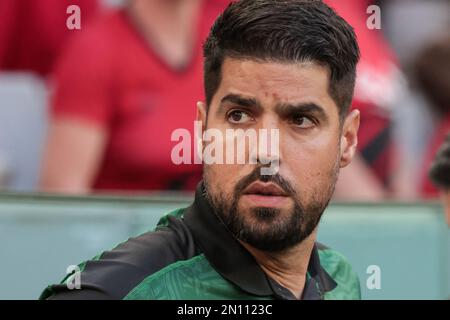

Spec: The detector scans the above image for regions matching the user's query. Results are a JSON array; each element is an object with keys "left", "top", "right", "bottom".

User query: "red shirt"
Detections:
[
  {"left": 51, "top": 2, "right": 229, "bottom": 191},
  {"left": 326, "top": 0, "right": 399, "bottom": 186},
  {"left": 52, "top": 1, "right": 396, "bottom": 191},
  {"left": 0, "top": 0, "right": 99, "bottom": 76}
]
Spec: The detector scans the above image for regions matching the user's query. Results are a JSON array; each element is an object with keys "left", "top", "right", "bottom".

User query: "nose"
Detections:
[{"left": 250, "top": 117, "right": 281, "bottom": 175}]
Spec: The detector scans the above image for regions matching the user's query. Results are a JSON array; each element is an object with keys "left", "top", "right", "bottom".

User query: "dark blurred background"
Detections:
[{"left": 0, "top": 0, "right": 449, "bottom": 201}]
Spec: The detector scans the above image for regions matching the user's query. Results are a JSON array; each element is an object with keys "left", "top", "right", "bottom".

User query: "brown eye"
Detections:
[
  {"left": 292, "top": 115, "right": 315, "bottom": 128},
  {"left": 228, "top": 110, "right": 252, "bottom": 124}
]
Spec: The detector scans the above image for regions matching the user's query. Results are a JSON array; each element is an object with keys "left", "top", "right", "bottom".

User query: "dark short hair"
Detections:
[
  {"left": 429, "top": 134, "right": 450, "bottom": 190},
  {"left": 413, "top": 36, "right": 450, "bottom": 115},
  {"left": 203, "top": 0, "right": 360, "bottom": 120}
]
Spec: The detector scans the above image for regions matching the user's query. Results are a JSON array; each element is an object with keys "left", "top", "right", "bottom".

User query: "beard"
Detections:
[{"left": 203, "top": 164, "right": 339, "bottom": 253}]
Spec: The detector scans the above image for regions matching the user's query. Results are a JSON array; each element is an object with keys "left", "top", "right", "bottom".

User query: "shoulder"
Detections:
[
  {"left": 316, "top": 243, "right": 361, "bottom": 300},
  {"left": 40, "top": 208, "right": 199, "bottom": 300}
]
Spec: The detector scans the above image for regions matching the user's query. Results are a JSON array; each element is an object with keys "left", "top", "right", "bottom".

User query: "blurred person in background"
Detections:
[
  {"left": 412, "top": 36, "right": 450, "bottom": 199},
  {"left": 429, "top": 134, "right": 450, "bottom": 227},
  {"left": 380, "top": 0, "right": 450, "bottom": 201},
  {"left": 0, "top": 0, "right": 100, "bottom": 76},
  {"left": 325, "top": 0, "right": 401, "bottom": 201},
  {"left": 39, "top": 0, "right": 403, "bottom": 199},
  {"left": 0, "top": 0, "right": 100, "bottom": 192},
  {"left": 39, "top": 0, "right": 230, "bottom": 194}
]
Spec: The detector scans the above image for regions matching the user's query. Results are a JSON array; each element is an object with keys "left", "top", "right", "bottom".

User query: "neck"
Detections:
[
  {"left": 241, "top": 229, "right": 318, "bottom": 299},
  {"left": 127, "top": 0, "right": 202, "bottom": 69},
  {"left": 128, "top": 0, "right": 202, "bottom": 32},
  {"left": 131, "top": 0, "right": 194, "bottom": 14}
]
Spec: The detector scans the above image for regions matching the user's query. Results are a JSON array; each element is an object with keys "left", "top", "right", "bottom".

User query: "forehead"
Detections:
[{"left": 215, "top": 57, "right": 337, "bottom": 111}]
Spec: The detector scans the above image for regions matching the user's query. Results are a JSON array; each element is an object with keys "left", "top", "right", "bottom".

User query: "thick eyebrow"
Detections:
[
  {"left": 275, "top": 102, "right": 328, "bottom": 123},
  {"left": 216, "top": 94, "right": 263, "bottom": 115}
]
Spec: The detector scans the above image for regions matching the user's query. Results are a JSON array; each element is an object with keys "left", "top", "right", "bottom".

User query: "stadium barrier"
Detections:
[{"left": 0, "top": 192, "right": 448, "bottom": 299}]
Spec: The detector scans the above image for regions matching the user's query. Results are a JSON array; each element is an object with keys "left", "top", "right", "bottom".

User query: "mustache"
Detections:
[{"left": 233, "top": 165, "right": 297, "bottom": 198}]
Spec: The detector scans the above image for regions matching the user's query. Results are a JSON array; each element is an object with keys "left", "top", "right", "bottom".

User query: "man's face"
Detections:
[{"left": 198, "top": 57, "right": 359, "bottom": 252}]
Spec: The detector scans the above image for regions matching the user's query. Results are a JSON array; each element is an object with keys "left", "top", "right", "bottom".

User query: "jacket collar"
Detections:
[{"left": 183, "top": 182, "right": 337, "bottom": 299}]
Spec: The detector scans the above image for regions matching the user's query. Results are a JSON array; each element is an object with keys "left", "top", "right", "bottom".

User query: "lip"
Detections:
[
  {"left": 243, "top": 181, "right": 288, "bottom": 197},
  {"left": 241, "top": 194, "right": 290, "bottom": 207},
  {"left": 241, "top": 181, "right": 290, "bottom": 208}
]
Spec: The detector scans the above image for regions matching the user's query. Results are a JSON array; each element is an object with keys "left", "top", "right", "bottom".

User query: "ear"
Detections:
[
  {"left": 195, "top": 101, "right": 207, "bottom": 162},
  {"left": 196, "top": 101, "right": 207, "bottom": 131},
  {"left": 339, "top": 109, "right": 360, "bottom": 168}
]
